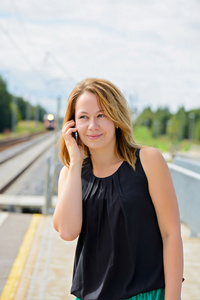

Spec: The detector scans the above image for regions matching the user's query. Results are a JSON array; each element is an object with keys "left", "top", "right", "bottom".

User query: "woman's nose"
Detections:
[{"left": 88, "top": 118, "right": 98, "bottom": 130}]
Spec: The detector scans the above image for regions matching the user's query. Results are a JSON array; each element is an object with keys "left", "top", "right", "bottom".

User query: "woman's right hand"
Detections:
[{"left": 62, "top": 120, "right": 84, "bottom": 165}]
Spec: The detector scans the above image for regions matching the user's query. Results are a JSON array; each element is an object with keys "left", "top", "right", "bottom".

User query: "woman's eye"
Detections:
[
  {"left": 97, "top": 114, "right": 104, "bottom": 118},
  {"left": 80, "top": 115, "right": 88, "bottom": 119}
]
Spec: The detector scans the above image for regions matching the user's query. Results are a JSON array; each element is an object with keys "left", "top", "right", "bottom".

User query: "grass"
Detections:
[
  {"left": 133, "top": 125, "right": 191, "bottom": 153},
  {"left": 0, "top": 121, "right": 45, "bottom": 140}
]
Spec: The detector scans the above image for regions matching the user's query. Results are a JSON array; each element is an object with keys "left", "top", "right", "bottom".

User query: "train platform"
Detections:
[{"left": 0, "top": 210, "right": 200, "bottom": 300}]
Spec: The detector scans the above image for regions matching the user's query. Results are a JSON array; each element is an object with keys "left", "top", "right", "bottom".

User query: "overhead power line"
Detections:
[
  {"left": 9, "top": 0, "right": 34, "bottom": 49},
  {"left": 0, "top": 22, "right": 38, "bottom": 73},
  {"left": 46, "top": 51, "right": 77, "bottom": 84},
  {"left": 8, "top": 0, "right": 77, "bottom": 84}
]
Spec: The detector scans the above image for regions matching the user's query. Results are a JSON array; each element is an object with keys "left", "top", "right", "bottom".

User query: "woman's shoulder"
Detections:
[
  {"left": 139, "top": 147, "right": 168, "bottom": 177},
  {"left": 140, "top": 146, "right": 163, "bottom": 159}
]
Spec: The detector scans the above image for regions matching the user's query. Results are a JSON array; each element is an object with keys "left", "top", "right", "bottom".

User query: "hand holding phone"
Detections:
[
  {"left": 62, "top": 120, "right": 84, "bottom": 167},
  {"left": 72, "top": 125, "right": 79, "bottom": 144}
]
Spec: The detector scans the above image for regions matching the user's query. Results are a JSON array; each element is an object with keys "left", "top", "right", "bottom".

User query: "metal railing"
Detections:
[{"left": 44, "top": 132, "right": 61, "bottom": 214}]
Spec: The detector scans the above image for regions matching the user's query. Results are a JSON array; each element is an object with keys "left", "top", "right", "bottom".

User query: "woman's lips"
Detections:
[{"left": 87, "top": 134, "right": 103, "bottom": 140}]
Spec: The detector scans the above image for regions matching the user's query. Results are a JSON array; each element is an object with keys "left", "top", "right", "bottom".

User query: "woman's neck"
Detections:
[
  {"left": 89, "top": 149, "right": 121, "bottom": 169},
  {"left": 89, "top": 149, "right": 123, "bottom": 178}
]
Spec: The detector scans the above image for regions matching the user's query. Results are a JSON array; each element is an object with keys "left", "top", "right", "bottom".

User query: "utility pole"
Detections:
[
  {"left": 26, "top": 101, "right": 31, "bottom": 130},
  {"left": 56, "top": 97, "right": 61, "bottom": 130},
  {"left": 11, "top": 97, "right": 17, "bottom": 133},
  {"left": 35, "top": 105, "right": 39, "bottom": 130}
]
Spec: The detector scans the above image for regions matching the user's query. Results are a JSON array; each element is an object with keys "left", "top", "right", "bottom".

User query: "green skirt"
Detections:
[{"left": 76, "top": 288, "right": 164, "bottom": 300}]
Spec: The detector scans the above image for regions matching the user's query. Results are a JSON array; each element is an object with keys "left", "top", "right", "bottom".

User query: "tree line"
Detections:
[
  {"left": 135, "top": 106, "right": 200, "bottom": 142},
  {"left": 1, "top": 73, "right": 200, "bottom": 141},
  {"left": 0, "top": 75, "right": 47, "bottom": 133}
]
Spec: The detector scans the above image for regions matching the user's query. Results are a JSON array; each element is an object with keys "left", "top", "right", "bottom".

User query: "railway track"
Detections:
[
  {"left": 0, "top": 132, "right": 54, "bottom": 165},
  {"left": 0, "top": 132, "right": 57, "bottom": 194},
  {"left": 0, "top": 131, "right": 47, "bottom": 152}
]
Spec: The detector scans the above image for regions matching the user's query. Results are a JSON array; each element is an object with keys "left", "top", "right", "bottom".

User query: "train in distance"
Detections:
[{"left": 43, "top": 114, "right": 56, "bottom": 130}]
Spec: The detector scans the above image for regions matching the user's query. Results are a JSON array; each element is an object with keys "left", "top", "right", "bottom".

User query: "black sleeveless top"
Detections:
[{"left": 71, "top": 149, "right": 165, "bottom": 300}]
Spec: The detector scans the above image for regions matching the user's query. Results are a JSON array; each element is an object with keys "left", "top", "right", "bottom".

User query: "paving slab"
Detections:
[
  {"left": 181, "top": 224, "right": 200, "bottom": 299},
  {"left": 0, "top": 213, "right": 200, "bottom": 300},
  {"left": 0, "top": 213, "right": 32, "bottom": 295},
  {"left": 14, "top": 215, "right": 76, "bottom": 300}
]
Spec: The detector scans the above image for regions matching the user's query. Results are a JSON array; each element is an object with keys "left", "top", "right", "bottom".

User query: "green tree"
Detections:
[
  {"left": 17, "top": 97, "right": 27, "bottom": 120},
  {"left": 167, "top": 107, "right": 188, "bottom": 141},
  {"left": 136, "top": 107, "right": 154, "bottom": 128},
  {"left": 152, "top": 107, "right": 171, "bottom": 137},
  {"left": 180, "top": 107, "right": 187, "bottom": 139},
  {"left": 0, "top": 76, "right": 12, "bottom": 132},
  {"left": 188, "top": 109, "right": 200, "bottom": 141},
  {"left": 194, "top": 120, "right": 200, "bottom": 141},
  {"left": 36, "top": 105, "right": 47, "bottom": 122},
  {"left": 167, "top": 115, "right": 180, "bottom": 140},
  {"left": 176, "top": 107, "right": 187, "bottom": 140}
]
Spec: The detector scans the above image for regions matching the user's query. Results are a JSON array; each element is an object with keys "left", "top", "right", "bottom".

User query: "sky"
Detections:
[{"left": 0, "top": 0, "right": 200, "bottom": 117}]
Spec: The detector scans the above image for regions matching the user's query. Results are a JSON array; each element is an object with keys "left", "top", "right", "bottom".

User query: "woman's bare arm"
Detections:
[
  {"left": 140, "top": 147, "right": 183, "bottom": 300},
  {"left": 53, "top": 163, "right": 83, "bottom": 241},
  {"left": 53, "top": 120, "right": 84, "bottom": 241}
]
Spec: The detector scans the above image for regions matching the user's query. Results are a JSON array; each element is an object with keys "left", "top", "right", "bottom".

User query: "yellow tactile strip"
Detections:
[
  {"left": 0, "top": 214, "right": 41, "bottom": 300},
  {"left": 14, "top": 215, "right": 76, "bottom": 300}
]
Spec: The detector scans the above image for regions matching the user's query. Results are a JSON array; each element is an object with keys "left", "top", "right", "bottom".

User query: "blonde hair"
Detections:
[{"left": 59, "top": 78, "right": 139, "bottom": 169}]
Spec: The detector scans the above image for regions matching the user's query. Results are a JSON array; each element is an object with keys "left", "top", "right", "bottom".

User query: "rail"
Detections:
[
  {"left": 44, "top": 132, "right": 61, "bottom": 214},
  {"left": 0, "top": 133, "right": 55, "bottom": 193},
  {"left": 0, "top": 131, "right": 46, "bottom": 151},
  {"left": 44, "top": 154, "right": 61, "bottom": 214}
]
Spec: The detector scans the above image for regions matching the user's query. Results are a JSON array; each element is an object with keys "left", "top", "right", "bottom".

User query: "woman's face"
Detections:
[{"left": 75, "top": 91, "right": 116, "bottom": 151}]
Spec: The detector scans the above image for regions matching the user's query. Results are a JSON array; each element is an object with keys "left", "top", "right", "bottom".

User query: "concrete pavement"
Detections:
[{"left": 0, "top": 212, "right": 199, "bottom": 300}]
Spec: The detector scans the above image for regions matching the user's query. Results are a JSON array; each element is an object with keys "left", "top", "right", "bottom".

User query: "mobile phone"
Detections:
[{"left": 72, "top": 126, "right": 79, "bottom": 144}]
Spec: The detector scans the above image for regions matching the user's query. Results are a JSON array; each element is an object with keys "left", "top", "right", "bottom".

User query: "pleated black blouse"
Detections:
[{"left": 71, "top": 149, "right": 165, "bottom": 300}]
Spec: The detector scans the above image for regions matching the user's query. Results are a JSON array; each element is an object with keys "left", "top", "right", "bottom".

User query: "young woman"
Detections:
[{"left": 53, "top": 78, "right": 183, "bottom": 300}]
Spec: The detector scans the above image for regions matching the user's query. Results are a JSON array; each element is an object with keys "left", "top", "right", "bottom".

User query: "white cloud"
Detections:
[{"left": 0, "top": 0, "right": 200, "bottom": 115}]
